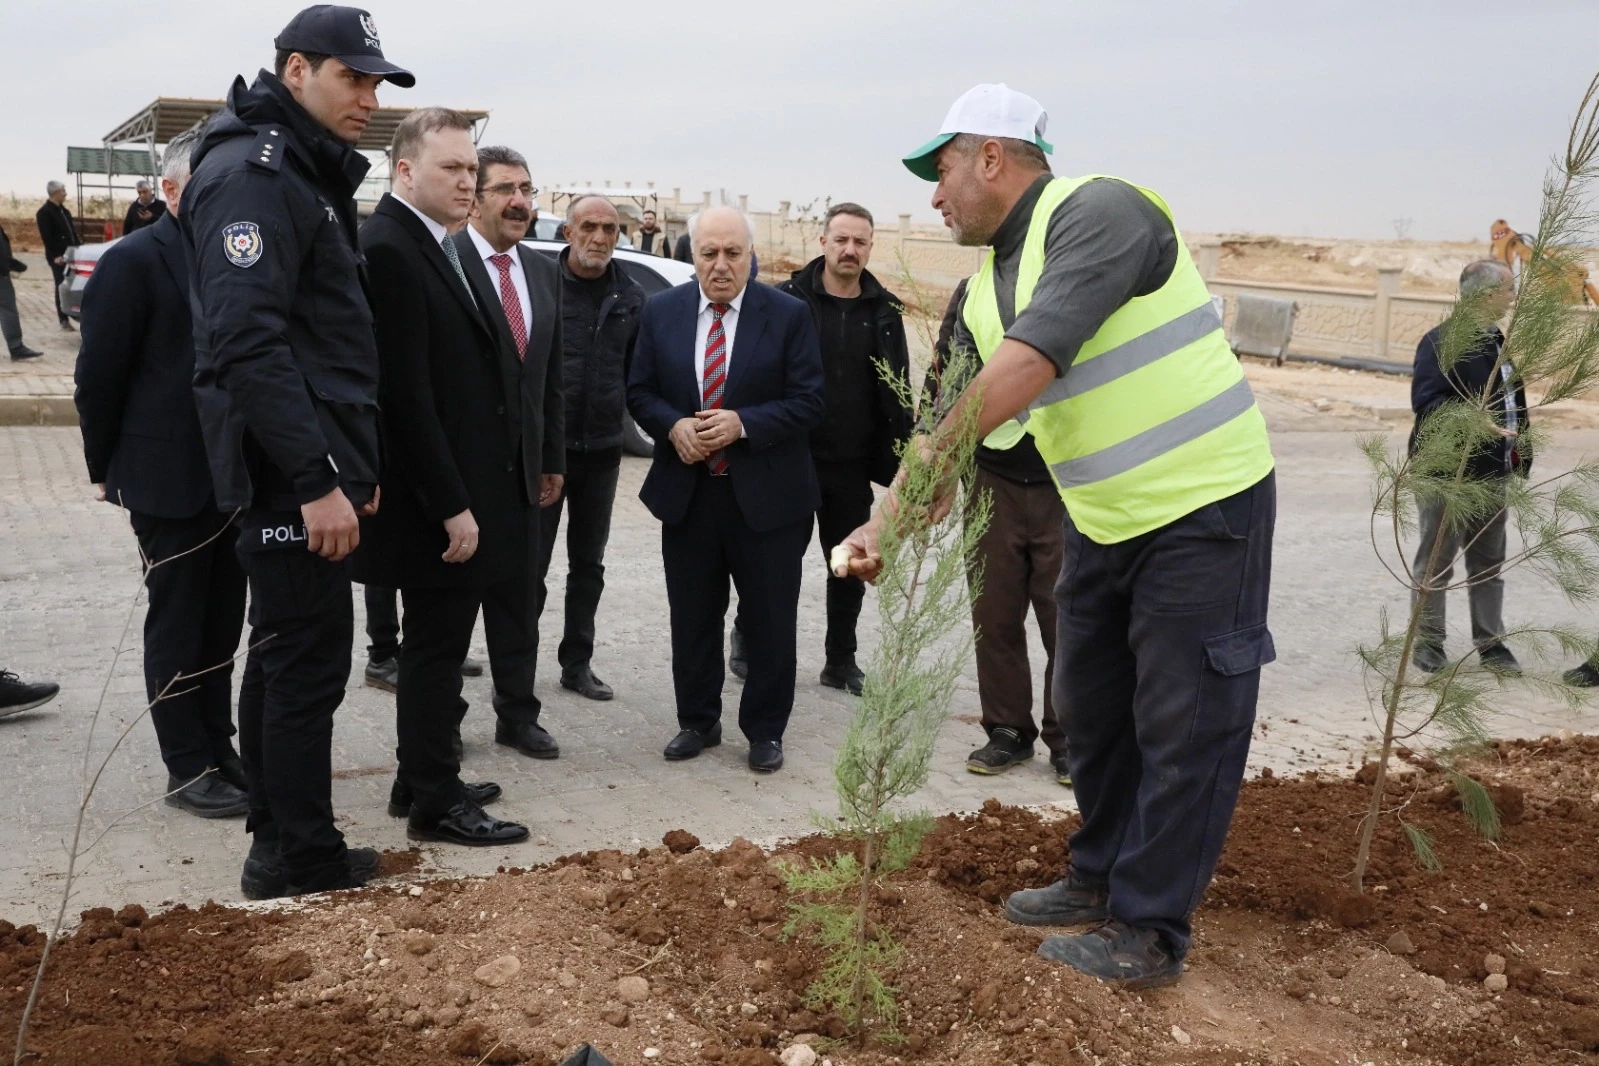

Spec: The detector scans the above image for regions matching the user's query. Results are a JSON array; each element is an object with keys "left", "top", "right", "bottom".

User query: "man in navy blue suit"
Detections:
[{"left": 627, "top": 206, "right": 825, "bottom": 773}]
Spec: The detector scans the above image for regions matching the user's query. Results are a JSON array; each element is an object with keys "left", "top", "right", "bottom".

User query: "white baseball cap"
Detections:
[{"left": 903, "top": 83, "right": 1053, "bottom": 182}]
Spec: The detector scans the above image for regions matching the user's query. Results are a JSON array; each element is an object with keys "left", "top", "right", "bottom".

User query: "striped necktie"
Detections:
[
  {"left": 702, "top": 302, "right": 731, "bottom": 474},
  {"left": 440, "top": 233, "right": 477, "bottom": 307}
]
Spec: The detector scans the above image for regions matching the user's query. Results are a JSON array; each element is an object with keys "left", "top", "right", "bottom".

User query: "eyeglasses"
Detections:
[{"left": 483, "top": 182, "right": 537, "bottom": 198}]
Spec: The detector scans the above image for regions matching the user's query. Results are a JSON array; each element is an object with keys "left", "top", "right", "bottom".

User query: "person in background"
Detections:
[
  {"left": 0, "top": 221, "right": 42, "bottom": 359},
  {"left": 36, "top": 180, "right": 80, "bottom": 330},
  {"left": 635, "top": 208, "right": 670, "bottom": 257},
  {"left": 123, "top": 179, "right": 168, "bottom": 235},
  {"left": 534, "top": 194, "right": 646, "bottom": 702},
  {"left": 75, "top": 127, "right": 250, "bottom": 819},
  {"left": 1408, "top": 259, "right": 1526, "bottom": 677}
]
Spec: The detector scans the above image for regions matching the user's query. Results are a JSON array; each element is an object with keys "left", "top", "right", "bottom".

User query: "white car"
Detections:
[{"left": 518, "top": 238, "right": 694, "bottom": 457}]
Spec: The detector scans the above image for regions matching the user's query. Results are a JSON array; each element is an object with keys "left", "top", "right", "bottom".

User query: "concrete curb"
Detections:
[{"left": 0, "top": 395, "right": 78, "bottom": 427}]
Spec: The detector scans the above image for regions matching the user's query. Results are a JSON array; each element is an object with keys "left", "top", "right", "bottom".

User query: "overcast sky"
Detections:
[{"left": 5, "top": 0, "right": 1597, "bottom": 241}]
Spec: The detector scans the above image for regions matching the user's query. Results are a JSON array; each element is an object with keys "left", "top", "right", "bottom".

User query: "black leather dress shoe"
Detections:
[
  {"left": 460, "top": 656, "right": 485, "bottom": 677},
  {"left": 165, "top": 771, "right": 249, "bottom": 818},
  {"left": 217, "top": 753, "right": 249, "bottom": 791},
  {"left": 388, "top": 777, "right": 502, "bottom": 817},
  {"left": 364, "top": 657, "right": 398, "bottom": 693},
  {"left": 408, "top": 800, "right": 530, "bottom": 846},
  {"left": 748, "top": 740, "right": 784, "bottom": 773},
  {"left": 664, "top": 723, "right": 722, "bottom": 761},
  {"left": 241, "top": 839, "right": 380, "bottom": 901},
  {"left": 494, "top": 721, "right": 560, "bottom": 759},
  {"left": 560, "top": 665, "right": 614, "bottom": 701}
]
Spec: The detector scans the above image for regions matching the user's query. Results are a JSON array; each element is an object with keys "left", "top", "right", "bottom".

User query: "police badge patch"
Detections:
[
  {"left": 359, "top": 12, "right": 380, "bottom": 44},
  {"left": 221, "top": 221, "right": 263, "bottom": 268}
]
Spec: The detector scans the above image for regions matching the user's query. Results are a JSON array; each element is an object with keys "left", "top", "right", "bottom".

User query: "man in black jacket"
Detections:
[
  {"left": 1409, "top": 259, "right": 1526, "bottom": 676},
  {"left": 1, "top": 223, "right": 42, "bottom": 358},
  {"left": 35, "top": 181, "right": 79, "bottom": 329},
  {"left": 355, "top": 109, "right": 528, "bottom": 847},
  {"left": 180, "top": 5, "right": 414, "bottom": 898},
  {"left": 729, "top": 203, "right": 911, "bottom": 694},
  {"left": 123, "top": 180, "right": 168, "bottom": 235},
  {"left": 75, "top": 128, "right": 249, "bottom": 819},
  {"left": 535, "top": 194, "right": 643, "bottom": 701},
  {"left": 455, "top": 144, "right": 568, "bottom": 760}
]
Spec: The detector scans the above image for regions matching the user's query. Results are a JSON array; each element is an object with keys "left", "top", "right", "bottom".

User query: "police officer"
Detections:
[
  {"left": 180, "top": 5, "right": 415, "bottom": 899},
  {"left": 838, "top": 84, "right": 1277, "bottom": 989}
]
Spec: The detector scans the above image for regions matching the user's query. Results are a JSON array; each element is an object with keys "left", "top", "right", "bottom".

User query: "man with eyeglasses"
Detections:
[{"left": 449, "top": 146, "right": 567, "bottom": 760}]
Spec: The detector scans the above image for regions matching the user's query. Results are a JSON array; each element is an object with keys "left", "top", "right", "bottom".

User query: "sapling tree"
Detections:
[
  {"left": 1352, "top": 71, "right": 1599, "bottom": 891},
  {"left": 783, "top": 323, "right": 991, "bottom": 1039}
]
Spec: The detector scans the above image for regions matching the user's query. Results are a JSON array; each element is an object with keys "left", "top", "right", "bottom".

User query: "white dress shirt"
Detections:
[
  {"left": 393, "top": 193, "right": 449, "bottom": 245},
  {"left": 467, "top": 223, "right": 532, "bottom": 334},
  {"left": 694, "top": 286, "right": 746, "bottom": 396}
]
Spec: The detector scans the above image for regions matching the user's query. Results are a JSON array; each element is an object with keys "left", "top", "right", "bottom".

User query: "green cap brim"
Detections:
[{"left": 902, "top": 132, "right": 957, "bottom": 181}]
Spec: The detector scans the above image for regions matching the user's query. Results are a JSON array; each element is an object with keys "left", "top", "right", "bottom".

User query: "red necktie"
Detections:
[
  {"left": 702, "top": 303, "right": 730, "bottom": 474},
  {"left": 489, "top": 253, "right": 527, "bottom": 360}
]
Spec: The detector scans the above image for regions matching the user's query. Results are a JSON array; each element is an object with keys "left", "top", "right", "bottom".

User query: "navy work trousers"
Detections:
[{"left": 1057, "top": 471, "right": 1276, "bottom": 955}]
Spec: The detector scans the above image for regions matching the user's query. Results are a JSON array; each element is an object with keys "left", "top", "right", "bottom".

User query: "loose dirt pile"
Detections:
[{"left": 4, "top": 734, "right": 1597, "bottom": 1065}]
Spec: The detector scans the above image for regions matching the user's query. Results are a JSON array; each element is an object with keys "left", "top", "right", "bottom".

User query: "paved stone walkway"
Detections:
[{"left": 5, "top": 254, "right": 1599, "bottom": 927}]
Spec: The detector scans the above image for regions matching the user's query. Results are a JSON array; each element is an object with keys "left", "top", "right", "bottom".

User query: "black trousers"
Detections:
[
  {"left": 364, "top": 584, "right": 400, "bottom": 663},
  {"left": 663, "top": 474, "right": 810, "bottom": 742},
  {"left": 535, "top": 450, "right": 621, "bottom": 672},
  {"left": 235, "top": 514, "right": 353, "bottom": 891},
  {"left": 395, "top": 586, "right": 477, "bottom": 816},
  {"left": 0, "top": 276, "right": 24, "bottom": 352},
  {"left": 48, "top": 261, "right": 68, "bottom": 324},
  {"left": 733, "top": 459, "right": 872, "bottom": 664},
  {"left": 967, "top": 467, "right": 1066, "bottom": 755},
  {"left": 1058, "top": 472, "right": 1276, "bottom": 956},
  {"left": 129, "top": 509, "right": 248, "bottom": 779}
]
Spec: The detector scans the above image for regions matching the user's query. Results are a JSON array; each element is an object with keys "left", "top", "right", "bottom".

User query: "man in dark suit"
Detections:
[
  {"left": 74, "top": 128, "right": 250, "bottom": 818},
  {"left": 355, "top": 109, "right": 530, "bottom": 847},
  {"left": 627, "top": 206, "right": 825, "bottom": 772},
  {"left": 453, "top": 144, "right": 568, "bottom": 759},
  {"left": 1, "top": 222, "right": 42, "bottom": 358},
  {"left": 123, "top": 180, "right": 168, "bottom": 235},
  {"left": 36, "top": 181, "right": 80, "bottom": 329}
]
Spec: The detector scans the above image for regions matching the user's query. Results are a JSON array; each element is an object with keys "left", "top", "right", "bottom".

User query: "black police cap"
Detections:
[{"left": 274, "top": 5, "right": 415, "bottom": 88}]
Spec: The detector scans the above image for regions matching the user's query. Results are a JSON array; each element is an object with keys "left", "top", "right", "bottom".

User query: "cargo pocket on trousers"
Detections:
[{"left": 1191, "top": 623, "right": 1276, "bottom": 741}]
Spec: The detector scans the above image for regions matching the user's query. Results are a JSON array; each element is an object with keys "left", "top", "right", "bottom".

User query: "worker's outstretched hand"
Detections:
[{"left": 834, "top": 518, "right": 884, "bottom": 584}]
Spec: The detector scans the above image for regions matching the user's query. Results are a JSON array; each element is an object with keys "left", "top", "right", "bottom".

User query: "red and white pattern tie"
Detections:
[
  {"left": 702, "top": 302, "right": 731, "bottom": 474},
  {"left": 489, "top": 253, "right": 527, "bottom": 360}
]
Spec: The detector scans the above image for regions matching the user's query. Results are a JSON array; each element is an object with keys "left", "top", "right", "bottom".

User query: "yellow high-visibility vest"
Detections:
[{"left": 962, "top": 175, "right": 1274, "bottom": 543}]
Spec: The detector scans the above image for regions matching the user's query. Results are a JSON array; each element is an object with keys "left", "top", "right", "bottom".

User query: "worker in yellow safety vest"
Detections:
[{"left": 837, "top": 83, "right": 1277, "bottom": 990}]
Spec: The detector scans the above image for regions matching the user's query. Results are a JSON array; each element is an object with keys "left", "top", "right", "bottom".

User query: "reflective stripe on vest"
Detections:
[{"left": 962, "top": 175, "right": 1274, "bottom": 544}]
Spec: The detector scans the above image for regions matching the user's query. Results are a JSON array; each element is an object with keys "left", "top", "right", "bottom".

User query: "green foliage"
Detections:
[
  {"left": 781, "top": 323, "right": 991, "bottom": 1040},
  {"left": 1352, "top": 71, "right": 1599, "bottom": 889}
]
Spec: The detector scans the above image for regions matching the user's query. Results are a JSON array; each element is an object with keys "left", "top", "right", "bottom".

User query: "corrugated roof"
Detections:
[{"left": 102, "top": 97, "right": 488, "bottom": 152}]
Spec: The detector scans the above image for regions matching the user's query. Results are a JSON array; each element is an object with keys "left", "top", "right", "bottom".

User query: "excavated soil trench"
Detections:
[{"left": 4, "top": 734, "right": 1598, "bottom": 1065}]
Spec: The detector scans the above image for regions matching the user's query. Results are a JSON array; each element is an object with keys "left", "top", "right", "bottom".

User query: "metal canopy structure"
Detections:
[{"left": 66, "top": 97, "right": 490, "bottom": 227}]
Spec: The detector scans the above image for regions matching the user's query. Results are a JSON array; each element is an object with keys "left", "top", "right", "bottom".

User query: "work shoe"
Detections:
[
  {"left": 1003, "top": 869, "right": 1110, "bottom": 927},
  {"left": 241, "top": 838, "right": 380, "bottom": 901},
  {"left": 164, "top": 771, "right": 249, "bottom": 818},
  {"left": 408, "top": 800, "right": 529, "bottom": 847},
  {"left": 1564, "top": 661, "right": 1599, "bottom": 688},
  {"left": 9, "top": 346, "right": 43, "bottom": 360},
  {"left": 819, "top": 659, "right": 865, "bottom": 696},
  {"left": 1478, "top": 643, "right": 1522, "bottom": 677},
  {"left": 560, "top": 665, "right": 614, "bottom": 701},
  {"left": 460, "top": 656, "right": 484, "bottom": 678},
  {"left": 364, "top": 657, "right": 398, "bottom": 693},
  {"left": 1051, "top": 752, "right": 1073, "bottom": 787},
  {"left": 729, "top": 626, "right": 749, "bottom": 681},
  {"left": 966, "top": 727, "right": 1034, "bottom": 775},
  {"left": 388, "top": 777, "right": 502, "bottom": 818},
  {"left": 0, "top": 670, "right": 59, "bottom": 718},
  {"left": 1037, "top": 919, "right": 1184, "bottom": 990},
  {"left": 1412, "top": 643, "right": 1447, "bottom": 674}
]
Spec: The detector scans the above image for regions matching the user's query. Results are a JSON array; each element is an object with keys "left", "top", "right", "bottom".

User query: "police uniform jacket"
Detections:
[{"left": 180, "top": 71, "right": 380, "bottom": 514}]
